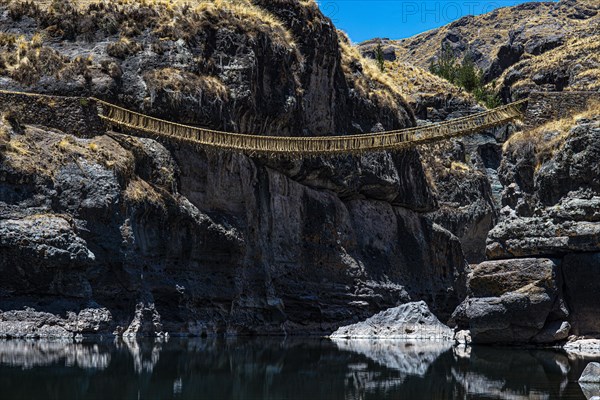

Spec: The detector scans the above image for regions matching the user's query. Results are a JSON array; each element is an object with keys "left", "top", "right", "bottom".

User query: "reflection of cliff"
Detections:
[
  {"left": 450, "top": 347, "right": 584, "bottom": 399},
  {"left": 0, "top": 340, "right": 110, "bottom": 369},
  {"left": 334, "top": 340, "right": 597, "bottom": 400},
  {"left": 0, "top": 339, "right": 599, "bottom": 399}
]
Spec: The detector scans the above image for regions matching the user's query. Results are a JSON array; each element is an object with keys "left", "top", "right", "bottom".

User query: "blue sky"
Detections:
[{"left": 315, "top": 0, "right": 555, "bottom": 42}]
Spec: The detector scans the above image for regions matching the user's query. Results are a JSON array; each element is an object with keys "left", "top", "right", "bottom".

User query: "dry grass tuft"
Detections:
[
  {"left": 3, "top": 0, "right": 297, "bottom": 50},
  {"left": 450, "top": 161, "right": 471, "bottom": 172},
  {"left": 384, "top": 59, "right": 472, "bottom": 104},
  {"left": 124, "top": 178, "right": 166, "bottom": 209},
  {"left": 497, "top": 35, "right": 600, "bottom": 92},
  {"left": 1, "top": 125, "right": 134, "bottom": 177},
  {"left": 0, "top": 33, "right": 96, "bottom": 85},
  {"left": 144, "top": 67, "right": 229, "bottom": 107},
  {"left": 5, "top": 139, "right": 30, "bottom": 155},
  {"left": 106, "top": 36, "right": 142, "bottom": 59}
]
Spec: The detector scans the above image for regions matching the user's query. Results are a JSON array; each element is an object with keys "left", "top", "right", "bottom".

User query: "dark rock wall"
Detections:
[
  {"left": 0, "top": 91, "right": 104, "bottom": 136},
  {"left": 0, "top": 122, "right": 467, "bottom": 337},
  {"left": 0, "top": 1, "right": 471, "bottom": 338},
  {"left": 454, "top": 111, "right": 600, "bottom": 343}
]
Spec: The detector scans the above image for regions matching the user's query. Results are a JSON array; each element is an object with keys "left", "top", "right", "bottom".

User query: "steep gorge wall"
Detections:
[
  {"left": 0, "top": 90, "right": 104, "bottom": 136},
  {"left": 452, "top": 95, "right": 600, "bottom": 343},
  {"left": 0, "top": 0, "right": 468, "bottom": 337}
]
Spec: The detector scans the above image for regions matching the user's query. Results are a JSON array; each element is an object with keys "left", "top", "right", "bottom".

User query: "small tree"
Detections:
[
  {"left": 429, "top": 43, "right": 457, "bottom": 83},
  {"left": 430, "top": 44, "right": 502, "bottom": 108},
  {"left": 375, "top": 42, "right": 385, "bottom": 72},
  {"left": 456, "top": 52, "right": 481, "bottom": 92}
]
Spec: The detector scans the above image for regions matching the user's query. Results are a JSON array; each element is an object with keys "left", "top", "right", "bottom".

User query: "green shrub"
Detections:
[{"left": 430, "top": 44, "right": 501, "bottom": 108}]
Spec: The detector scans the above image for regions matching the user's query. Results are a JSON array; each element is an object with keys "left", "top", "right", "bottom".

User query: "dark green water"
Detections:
[{"left": 0, "top": 338, "right": 597, "bottom": 399}]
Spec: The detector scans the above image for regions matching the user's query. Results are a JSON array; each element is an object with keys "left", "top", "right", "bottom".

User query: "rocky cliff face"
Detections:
[
  {"left": 0, "top": 0, "right": 468, "bottom": 337},
  {"left": 352, "top": 55, "right": 504, "bottom": 263},
  {"left": 452, "top": 106, "right": 600, "bottom": 343},
  {"left": 360, "top": 0, "right": 600, "bottom": 344}
]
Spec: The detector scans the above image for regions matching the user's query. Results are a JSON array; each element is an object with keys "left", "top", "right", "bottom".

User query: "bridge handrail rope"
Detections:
[
  {"left": 0, "top": 88, "right": 526, "bottom": 156},
  {"left": 92, "top": 97, "right": 527, "bottom": 155}
]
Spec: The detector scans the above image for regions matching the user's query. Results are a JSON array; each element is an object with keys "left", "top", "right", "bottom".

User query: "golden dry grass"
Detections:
[
  {"left": 496, "top": 35, "right": 600, "bottom": 93},
  {"left": 338, "top": 31, "right": 407, "bottom": 112},
  {"left": 1, "top": 0, "right": 300, "bottom": 87},
  {"left": 504, "top": 100, "right": 600, "bottom": 168},
  {"left": 384, "top": 59, "right": 472, "bottom": 104},
  {"left": 393, "top": 0, "right": 598, "bottom": 71},
  {"left": 5, "top": 0, "right": 297, "bottom": 49},
  {"left": 1, "top": 122, "right": 134, "bottom": 177},
  {"left": 124, "top": 178, "right": 166, "bottom": 208},
  {"left": 144, "top": 67, "right": 229, "bottom": 106}
]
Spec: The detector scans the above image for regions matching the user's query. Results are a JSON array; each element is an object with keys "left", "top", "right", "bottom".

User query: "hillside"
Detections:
[{"left": 376, "top": 0, "right": 599, "bottom": 100}]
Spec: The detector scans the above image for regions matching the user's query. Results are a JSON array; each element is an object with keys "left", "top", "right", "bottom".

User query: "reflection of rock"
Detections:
[
  {"left": 120, "top": 338, "right": 163, "bottom": 374},
  {"left": 330, "top": 301, "right": 454, "bottom": 340},
  {"left": 455, "top": 330, "right": 471, "bottom": 345},
  {"left": 332, "top": 339, "right": 452, "bottom": 376},
  {"left": 580, "top": 382, "right": 600, "bottom": 400},
  {"left": 0, "top": 340, "right": 110, "bottom": 369},
  {"left": 452, "top": 347, "right": 572, "bottom": 399},
  {"left": 1, "top": 338, "right": 599, "bottom": 398}
]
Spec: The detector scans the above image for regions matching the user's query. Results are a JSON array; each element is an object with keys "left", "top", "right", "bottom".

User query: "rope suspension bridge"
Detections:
[
  {"left": 93, "top": 98, "right": 527, "bottom": 156},
  {"left": 0, "top": 89, "right": 527, "bottom": 156}
]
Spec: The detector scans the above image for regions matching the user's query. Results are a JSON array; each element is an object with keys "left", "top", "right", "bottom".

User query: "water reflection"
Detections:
[
  {"left": 0, "top": 340, "right": 110, "bottom": 370},
  {"left": 0, "top": 338, "right": 598, "bottom": 399}
]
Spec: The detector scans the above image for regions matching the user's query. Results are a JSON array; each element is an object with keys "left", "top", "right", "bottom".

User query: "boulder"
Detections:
[
  {"left": 532, "top": 320, "right": 571, "bottom": 343},
  {"left": 330, "top": 301, "right": 454, "bottom": 340},
  {"left": 468, "top": 258, "right": 558, "bottom": 297},
  {"left": 450, "top": 258, "right": 567, "bottom": 343},
  {"left": 564, "top": 339, "right": 600, "bottom": 357}
]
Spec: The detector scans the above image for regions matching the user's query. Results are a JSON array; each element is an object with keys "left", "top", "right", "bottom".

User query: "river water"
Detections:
[{"left": 0, "top": 338, "right": 597, "bottom": 399}]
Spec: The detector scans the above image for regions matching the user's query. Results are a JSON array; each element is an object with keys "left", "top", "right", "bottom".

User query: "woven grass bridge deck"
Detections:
[{"left": 93, "top": 98, "right": 527, "bottom": 156}]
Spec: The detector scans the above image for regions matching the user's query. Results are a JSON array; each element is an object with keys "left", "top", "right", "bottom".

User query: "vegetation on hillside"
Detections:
[
  {"left": 338, "top": 32, "right": 410, "bottom": 116},
  {"left": 383, "top": 60, "right": 471, "bottom": 104},
  {"left": 503, "top": 100, "right": 600, "bottom": 170},
  {"left": 429, "top": 45, "right": 501, "bottom": 108}
]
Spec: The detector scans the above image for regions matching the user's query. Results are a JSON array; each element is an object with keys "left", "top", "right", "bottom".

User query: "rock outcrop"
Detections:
[
  {"left": 450, "top": 258, "right": 569, "bottom": 343},
  {"left": 580, "top": 363, "right": 600, "bottom": 383},
  {"left": 452, "top": 104, "right": 600, "bottom": 343},
  {"left": 330, "top": 301, "right": 454, "bottom": 340}
]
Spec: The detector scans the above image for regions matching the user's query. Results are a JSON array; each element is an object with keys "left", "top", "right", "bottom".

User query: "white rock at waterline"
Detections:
[
  {"left": 566, "top": 339, "right": 600, "bottom": 358},
  {"left": 329, "top": 301, "right": 453, "bottom": 340},
  {"left": 455, "top": 330, "right": 472, "bottom": 345}
]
